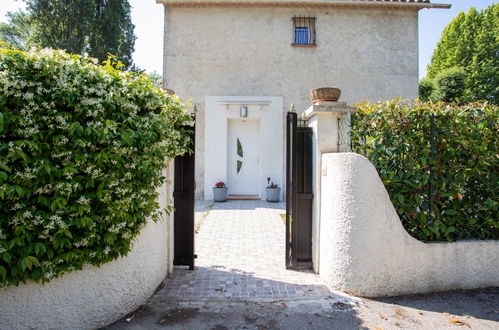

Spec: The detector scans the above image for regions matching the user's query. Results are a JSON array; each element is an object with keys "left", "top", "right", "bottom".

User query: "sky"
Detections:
[{"left": 0, "top": 0, "right": 497, "bottom": 78}]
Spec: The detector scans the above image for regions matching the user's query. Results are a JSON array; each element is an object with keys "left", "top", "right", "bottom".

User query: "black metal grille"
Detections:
[
  {"left": 297, "top": 118, "right": 308, "bottom": 128},
  {"left": 292, "top": 16, "right": 317, "bottom": 45}
]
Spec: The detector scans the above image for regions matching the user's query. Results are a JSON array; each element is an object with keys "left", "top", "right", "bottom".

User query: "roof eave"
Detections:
[{"left": 155, "top": 0, "right": 452, "bottom": 10}]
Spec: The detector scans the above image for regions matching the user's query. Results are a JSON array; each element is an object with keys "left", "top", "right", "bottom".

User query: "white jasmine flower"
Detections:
[{"left": 77, "top": 196, "right": 90, "bottom": 205}]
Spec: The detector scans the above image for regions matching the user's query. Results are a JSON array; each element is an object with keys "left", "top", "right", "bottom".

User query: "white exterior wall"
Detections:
[
  {"left": 320, "top": 153, "right": 499, "bottom": 297},
  {"left": 204, "top": 96, "right": 283, "bottom": 200},
  {"left": 0, "top": 161, "right": 175, "bottom": 329},
  {"left": 162, "top": 5, "right": 419, "bottom": 198}
]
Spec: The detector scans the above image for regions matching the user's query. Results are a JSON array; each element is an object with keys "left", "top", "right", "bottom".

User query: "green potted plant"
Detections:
[
  {"left": 266, "top": 177, "right": 281, "bottom": 202},
  {"left": 213, "top": 181, "right": 228, "bottom": 202}
]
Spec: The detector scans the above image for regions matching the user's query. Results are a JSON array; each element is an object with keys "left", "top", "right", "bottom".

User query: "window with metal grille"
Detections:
[{"left": 292, "top": 16, "right": 316, "bottom": 46}]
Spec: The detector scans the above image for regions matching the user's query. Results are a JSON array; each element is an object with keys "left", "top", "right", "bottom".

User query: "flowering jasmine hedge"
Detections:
[
  {"left": 0, "top": 45, "right": 192, "bottom": 287},
  {"left": 351, "top": 100, "right": 498, "bottom": 242}
]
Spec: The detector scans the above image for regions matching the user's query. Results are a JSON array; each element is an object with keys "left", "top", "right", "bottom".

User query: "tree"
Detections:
[
  {"left": 426, "top": 5, "right": 498, "bottom": 103},
  {"left": 86, "top": 0, "right": 136, "bottom": 68},
  {"left": 0, "top": 11, "right": 36, "bottom": 50},
  {"left": 0, "top": 0, "right": 136, "bottom": 69},
  {"left": 433, "top": 67, "right": 467, "bottom": 103},
  {"left": 418, "top": 78, "right": 436, "bottom": 102},
  {"left": 146, "top": 70, "right": 163, "bottom": 87}
]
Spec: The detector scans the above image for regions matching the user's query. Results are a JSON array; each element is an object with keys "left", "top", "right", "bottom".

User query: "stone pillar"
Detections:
[{"left": 303, "top": 101, "right": 357, "bottom": 273}]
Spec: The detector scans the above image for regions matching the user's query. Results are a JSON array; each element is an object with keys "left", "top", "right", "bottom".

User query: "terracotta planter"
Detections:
[
  {"left": 266, "top": 187, "right": 281, "bottom": 202},
  {"left": 213, "top": 187, "right": 228, "bottom": 202},
  {"left": 309, "top": 87, "right": 341, "bottom": 104}
]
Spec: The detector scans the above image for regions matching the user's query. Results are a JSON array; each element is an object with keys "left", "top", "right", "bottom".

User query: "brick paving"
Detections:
[{"left": 161, "top": 200, "right": 332, "bottom": 299}]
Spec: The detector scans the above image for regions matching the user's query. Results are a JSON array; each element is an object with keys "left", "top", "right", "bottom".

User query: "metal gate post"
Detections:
[
  {"left": 286, "top": 112, "right": 313, "bottom": 269},
  {"left": 285, "top": 112, "right": 296, "bottom": 268},
  {"left": 173, "top": 122, "right": 196, "bottom": 270}
]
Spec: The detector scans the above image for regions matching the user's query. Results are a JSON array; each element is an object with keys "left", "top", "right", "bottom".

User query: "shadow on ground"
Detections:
[
  {"left": 373, "top": 287, "right": 499, "bottom": 323},
  {"left": 159, "top": 266, "right": 332, "bottom": 300},
  {"left": 105, "top": 278, "right": 499, "bottom": 330},
  {"left": 105, "top": 295, "right": 366, "bottom": 330}
]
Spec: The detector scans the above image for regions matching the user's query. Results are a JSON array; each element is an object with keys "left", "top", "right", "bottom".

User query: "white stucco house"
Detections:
[{"left": 156, "top": 0, "right": 449, "bottom": 200}]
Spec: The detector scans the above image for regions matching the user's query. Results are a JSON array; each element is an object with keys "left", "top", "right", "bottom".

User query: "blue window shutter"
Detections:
[{"left": 295, "top": 27, "right": 309, "bottom": 44}]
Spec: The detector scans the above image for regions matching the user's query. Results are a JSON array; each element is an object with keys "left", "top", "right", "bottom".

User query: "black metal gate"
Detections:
[
  {"left": 286, "top": 112, "right": 313, "bottom": 269},
  {"left": 173, "top": 124, "right": 196, "bottom": 270}
]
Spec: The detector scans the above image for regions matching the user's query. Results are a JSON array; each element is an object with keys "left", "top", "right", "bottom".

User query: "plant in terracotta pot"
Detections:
[
  {"left": 266, "top": 177, "right": 281, "bottom": 202},
  {"left": 213, "top": 181, "right": 228, "bottom": 202}
]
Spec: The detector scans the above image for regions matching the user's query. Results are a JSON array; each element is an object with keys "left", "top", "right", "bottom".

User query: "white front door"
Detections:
[{"left": 227, "top": 119, "right": 260, "bottom": 196}]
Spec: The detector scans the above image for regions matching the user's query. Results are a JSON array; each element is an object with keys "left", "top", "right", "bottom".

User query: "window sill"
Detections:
[{"left": 291, "top": 43, "right": 317, "bottom": 48}]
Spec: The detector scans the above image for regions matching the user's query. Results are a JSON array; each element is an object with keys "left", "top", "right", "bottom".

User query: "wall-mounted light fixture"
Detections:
[{"left": 240, "top": 105, "right": 248, "bottom": 118}]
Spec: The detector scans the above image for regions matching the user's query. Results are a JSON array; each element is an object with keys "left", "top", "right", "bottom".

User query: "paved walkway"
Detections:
[
  {"left": 109, "top": 201, "right": 499, "bottom": 329},
  {"left": 160, "top": 200, "right": 331, "bottom": 300}
]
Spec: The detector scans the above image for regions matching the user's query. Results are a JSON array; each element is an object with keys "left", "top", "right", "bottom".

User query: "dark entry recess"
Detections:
[
  {"left": 286, "top": 112, "right": 313, "bottom": 269},
  {"left": 173, "top": 123, "right": 196, "bottom": 270}
]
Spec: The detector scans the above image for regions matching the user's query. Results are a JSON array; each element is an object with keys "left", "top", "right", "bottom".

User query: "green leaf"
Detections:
[
  {"left": 14, "top": 185, "right": 23, "bottom": 197},
  {"left": 34, "top": 243, "right": 46, "bottom": 256},
  {"left": 21, "top": 256, "right": 39, "bottom": 271},
  {"left": 2, "top": 252, "right": 12, "bottom": 264},
  {"left": 81, "top": 217, "right": 94, "bottom": 228},
  {"left": 15, "top": 149, "right": 27, "bottom": 162},
  {"left": 397, "top": 194, "right": 404, "bottom": 204},
  {"left": 104, "top": 232, "right": 116, "bottom": 244},
  {"left": 0, "top": 265, "right": 6, "bottom": 280},
  {"left": 51, "top": 197, "right": 67, "bottom": 211}
]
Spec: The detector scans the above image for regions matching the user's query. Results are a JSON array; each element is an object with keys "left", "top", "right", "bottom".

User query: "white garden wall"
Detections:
[
  {"left": 0, "top": 162, "right": 175, "bottom": 330},
  {"left": 319, "top": 152, "right": 499, "bottom": 297}
]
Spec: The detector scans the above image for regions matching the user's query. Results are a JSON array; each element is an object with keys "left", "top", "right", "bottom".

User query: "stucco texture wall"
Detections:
[
  {"left": 320, "top": 153, "right": 499, "bottom": 297},
  {"left": 163, "top": 6, "right": 419, "bottom": 107},
  {"left": 0, "top": 163, "right": 175, "bottom": 329},
  {"left": 162, "top": 5, "right": 419, "bottom": 198}
]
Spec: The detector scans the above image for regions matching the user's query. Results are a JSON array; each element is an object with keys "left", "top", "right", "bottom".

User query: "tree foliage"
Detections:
[
  {"left": 418, "top": 78, "right": 436, "bottom": 102},
  {"left": 0, "top": 44, "right": 192, "bottom": 287},
  {"left": 0, "top": 11, "right": 36, "bottom": 50},
  {"left": 0, "top": 0, "right": 136, "bottom": 68},
  {"left": 352, "top": 100, "right": 498, "bottom": 242},
  {"left": 426, "top": 4, "right": 498, "bottom": 103},
  {"left": 433, "top": 67, "right": 467, "bottom": 103}
]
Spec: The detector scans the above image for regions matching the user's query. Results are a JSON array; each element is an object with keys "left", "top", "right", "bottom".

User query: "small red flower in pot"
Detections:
[{"left": 215, "top": 181, "right": 226, "bottom": 188}]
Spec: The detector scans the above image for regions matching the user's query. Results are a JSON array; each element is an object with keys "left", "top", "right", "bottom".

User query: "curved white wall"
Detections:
[
  {"left": 0, "top": 164, "right": 174, "bottom": 329},
  {"left": 320, "top": 153, "right": 499, "bottom": 297}
]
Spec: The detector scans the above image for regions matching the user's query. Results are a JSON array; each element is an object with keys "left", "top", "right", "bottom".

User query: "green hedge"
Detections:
[
  {"left": 351, "top": 100, "right": 498, "bottom": 242},
  {"left": 0, "top": 45, "right": 192, "bottom": 287}
]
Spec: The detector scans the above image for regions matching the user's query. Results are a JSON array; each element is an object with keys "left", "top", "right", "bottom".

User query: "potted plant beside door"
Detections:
[
  {"left": 213, "top": 181, "right": 228, "bottom": 202},
  {"left": 266, "top": 177, "right": 281, "bottom": 202}
]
